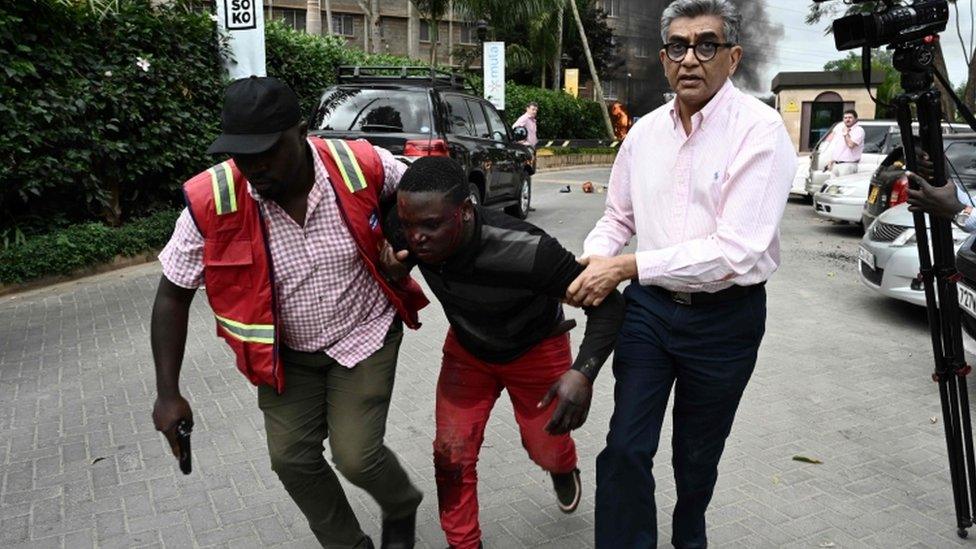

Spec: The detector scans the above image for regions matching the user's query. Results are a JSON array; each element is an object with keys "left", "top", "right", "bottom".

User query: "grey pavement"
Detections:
[{"left": 0, "top": 165, "right": 973, "bottom": 548}]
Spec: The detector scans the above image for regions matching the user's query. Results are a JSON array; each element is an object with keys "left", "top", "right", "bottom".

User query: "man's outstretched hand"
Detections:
[
  {"left": 906, "top": 171, "right": 966, "bottom": 220},
  {"left": 539, "top": 370, "right": 592, "bottom": 435},
  {"left": 567, "top": 255, "right": 635, "bottom": 307}
]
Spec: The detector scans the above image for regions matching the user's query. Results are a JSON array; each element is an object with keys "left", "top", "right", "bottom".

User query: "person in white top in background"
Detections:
[{"left": 825, "top": 109, "right": 865, "bottom": 177}]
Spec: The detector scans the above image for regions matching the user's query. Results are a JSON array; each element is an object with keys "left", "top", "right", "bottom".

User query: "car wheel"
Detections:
[
  {"left": 505, "top": 175, "right": 531, "bottom": 219},
  {"left": 468, "top": 183, "right": 481, "bottom": 205}
]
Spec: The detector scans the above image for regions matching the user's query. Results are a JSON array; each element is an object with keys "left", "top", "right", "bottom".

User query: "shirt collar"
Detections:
[{"left": 668, "top": 78, "right": 736, "bottom": 131}]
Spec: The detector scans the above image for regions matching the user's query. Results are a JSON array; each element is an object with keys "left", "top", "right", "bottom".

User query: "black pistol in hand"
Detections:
[{"left": 176, "top": 419, "right": 192, "bottom": 475}]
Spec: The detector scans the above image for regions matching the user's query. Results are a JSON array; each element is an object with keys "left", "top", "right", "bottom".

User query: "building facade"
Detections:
[
  {"left": 772, "top": 70, "right": 883, "bottom": 152},
  {"left": 588, "top": 0, "right": 668, "bottom": 116},
  {"left": 264, "top": 0, "right": 481, "bottom": 67}
]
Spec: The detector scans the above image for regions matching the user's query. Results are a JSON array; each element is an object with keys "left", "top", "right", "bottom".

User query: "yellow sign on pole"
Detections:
[
  {"left": 564, "top": 68, "right": 579, "bottom": 98},
  {"left": 784, "top": 100, "right": 800, "bottom": 113}
]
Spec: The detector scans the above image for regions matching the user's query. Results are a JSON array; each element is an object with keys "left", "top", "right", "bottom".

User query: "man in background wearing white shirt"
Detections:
[
  {"left": 825, "top": 109, "right": 865, "bottom": 177},
  {"left": 566, "top": 1, "right": 797, "bottom": 547}
]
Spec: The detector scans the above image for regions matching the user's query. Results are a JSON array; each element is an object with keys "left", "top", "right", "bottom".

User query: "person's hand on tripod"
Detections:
[{"left": 906, "top": 170, "right": 967, "bottom": 220}]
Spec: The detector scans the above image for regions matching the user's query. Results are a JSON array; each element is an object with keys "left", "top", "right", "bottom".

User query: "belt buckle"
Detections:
[{"left": 671, "top": 291, "right": 692, "bottom": 305}]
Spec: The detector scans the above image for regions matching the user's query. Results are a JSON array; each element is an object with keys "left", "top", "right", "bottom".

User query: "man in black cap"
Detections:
[{"left": 151, "top": 76, "right": 429, "bottom": 548}]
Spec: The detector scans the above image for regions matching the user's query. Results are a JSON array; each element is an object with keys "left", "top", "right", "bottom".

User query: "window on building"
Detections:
[
  {"left": 332, "top": 14, "right": 355, "bottom": 36},
  {"left": 603, "top": 80, "right": 619, "bottom": 100},
  {"left": 420, "top": 20, "right": 441, "bottom": 43},
  {"left": 600, "top": 0, "right": 620, "bottom": 17},
  {"left": 635, "top": 39, "right": 651, "bottom": 58},
  {"left": 267, "top": 8, "right": 306, "bottom": 32},
  {"left": 459, "top": 22, "right": 476, "bottom": 45}
]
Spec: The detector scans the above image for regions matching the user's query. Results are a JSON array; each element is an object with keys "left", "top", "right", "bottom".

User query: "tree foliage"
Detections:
[{"left": 823, "top": 49, "right": 901, "bottom": 116}]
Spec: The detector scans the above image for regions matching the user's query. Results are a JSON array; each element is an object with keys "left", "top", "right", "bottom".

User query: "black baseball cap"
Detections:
[{"left": 207, "top": 76, "right": 302, "bottom": 155}]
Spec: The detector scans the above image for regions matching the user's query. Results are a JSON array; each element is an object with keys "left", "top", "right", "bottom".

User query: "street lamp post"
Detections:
[
  {"left": 627, "top": 72, "right": 632, "bottom": 114},
  {"left": 475, "top": 19, "right": 489, "bottom": 70}
]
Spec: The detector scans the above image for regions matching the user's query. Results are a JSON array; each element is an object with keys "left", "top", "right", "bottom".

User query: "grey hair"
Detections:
[{"left": 660, "top": 0, "right": 741, "bottom": 45}]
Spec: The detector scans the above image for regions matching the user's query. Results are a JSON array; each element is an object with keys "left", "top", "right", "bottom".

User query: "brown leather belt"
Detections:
[{"left": 653, "top": 282, "right": 765, "bottom": 306}]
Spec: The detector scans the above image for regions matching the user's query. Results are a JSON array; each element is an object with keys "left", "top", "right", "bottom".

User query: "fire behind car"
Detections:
[
  {"left": 308, "top": 66, "right": 535, "bottom": 219},
  {"left": 862, "top": 133, "right": 976, "bottom": 228}
]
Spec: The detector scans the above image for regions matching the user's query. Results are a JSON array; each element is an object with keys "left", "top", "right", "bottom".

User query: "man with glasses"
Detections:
[{"left": 566, "top": 1, "right": 797, "bottom": 547}]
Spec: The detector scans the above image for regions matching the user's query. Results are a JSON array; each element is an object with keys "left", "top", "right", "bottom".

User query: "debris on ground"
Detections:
[
  {"left": 582, "top": 181, "right": 594, "bottom": 193},
  {"left": 559, "top": 185, "right": 571, "bottom": 193},
  {"left": 792, "top": 455, "right": 823, "bottom": 464}
]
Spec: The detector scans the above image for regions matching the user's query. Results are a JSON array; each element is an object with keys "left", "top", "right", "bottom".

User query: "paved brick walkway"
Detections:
[{"left": 1, "top": 167, "right": 974, "bottom": 547}]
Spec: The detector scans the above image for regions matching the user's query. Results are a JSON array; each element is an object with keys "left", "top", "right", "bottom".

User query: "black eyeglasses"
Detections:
[{"left": 663, "top": 41, "right": 735, "bottom": 63}]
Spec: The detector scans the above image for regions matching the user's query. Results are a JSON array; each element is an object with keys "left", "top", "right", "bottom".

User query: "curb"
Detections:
[{"left": 0, "top": 250, "right": 162, "bottom": 298}]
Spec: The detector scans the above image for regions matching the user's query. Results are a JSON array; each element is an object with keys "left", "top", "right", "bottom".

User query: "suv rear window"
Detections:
[
  {"left": 863, "top": 125, "right": 890, "bottom": 154},
  {"left": 946, "top": 140, "right": 976, "bottom": 190},
  {"left": 311, "top": 88, "right": 433, "bottom": 134}
]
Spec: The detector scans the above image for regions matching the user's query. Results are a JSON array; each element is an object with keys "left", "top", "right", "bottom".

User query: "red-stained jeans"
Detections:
[{"left": 434, "top": 330, "right": 579, "bottom": 549}]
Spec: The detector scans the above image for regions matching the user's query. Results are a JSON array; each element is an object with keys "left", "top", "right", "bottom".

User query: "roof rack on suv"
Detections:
[{"left": 336, "top": 65, "right": 476, "bottom": 93}]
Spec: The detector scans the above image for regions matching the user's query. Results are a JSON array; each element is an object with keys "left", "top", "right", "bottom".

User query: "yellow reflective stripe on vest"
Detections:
[
  {"left": 215, "top": 314, "right": 274, "bottom": 344},
  {"left": 324, "top": 139, "right": 368, "bottom": 193},
  {"left": 208, "top": 161, "right": 238, "bottom": 215}
]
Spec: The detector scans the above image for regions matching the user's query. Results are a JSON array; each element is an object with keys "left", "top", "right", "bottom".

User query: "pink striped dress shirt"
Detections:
[
  {"left": 829, "top": 123, "right": 865, "bottom": 163},
  {"left": 583, "top": 80, "right": 798, "bottom": 293},
  {"left": 159, "top": 141, "right": 406, "bottom": 368}
]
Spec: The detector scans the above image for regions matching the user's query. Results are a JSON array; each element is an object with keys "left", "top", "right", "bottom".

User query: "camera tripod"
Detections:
[{"left": 891, "top": 38, "right": 976, "bottom": 539}]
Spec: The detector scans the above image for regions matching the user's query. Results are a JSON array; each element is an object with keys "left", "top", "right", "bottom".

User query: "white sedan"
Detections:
[
  {"left": 813, "top": 170, "right": 874, "bottom": 224},
  {"left": 791, "top": 155, "right": 811, "bottom": 197},
  {"left": 859, "top": 203, "right": 969, "bottom": 307}
]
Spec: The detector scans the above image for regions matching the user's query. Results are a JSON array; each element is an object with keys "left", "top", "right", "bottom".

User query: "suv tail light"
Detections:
[
  {"left": 889, "top": 176, "right": 909, "bottom": 207},
  {"left": 404, "top": 139, "right": 449, "bottom": 157}
]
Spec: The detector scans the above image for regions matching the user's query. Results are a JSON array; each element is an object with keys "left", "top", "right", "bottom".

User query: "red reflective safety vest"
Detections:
[{"left": 183, "top": 137, "right": 428, "bottom": 394}]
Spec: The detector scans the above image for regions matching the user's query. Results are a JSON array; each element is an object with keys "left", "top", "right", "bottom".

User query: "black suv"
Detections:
[{"left": 309, "top": 66, "right": 536, "bottom": 219}]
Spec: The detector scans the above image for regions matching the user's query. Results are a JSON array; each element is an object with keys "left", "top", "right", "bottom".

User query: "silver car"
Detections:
[
  {"left": 805, "top": 120, "right": 899, "bottom": 196},
  {"left": 813, "top": 170, "right": 874, "bottom": 224},
  {"left": 859, "top": 203, "right": 968, "bottom": 307}
]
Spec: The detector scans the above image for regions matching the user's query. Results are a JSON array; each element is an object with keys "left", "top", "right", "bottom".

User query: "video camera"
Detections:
[{"left": 816, "top": 0, "right": 948, "bottom": 51}]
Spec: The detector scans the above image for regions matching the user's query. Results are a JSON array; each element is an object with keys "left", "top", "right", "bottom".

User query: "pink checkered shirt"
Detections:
[
  {"left": 159, "top": 141, "right": 407, "bottom": 368},
  {"left": 583, "top": 80, "right": 798, "bottom": 293}
]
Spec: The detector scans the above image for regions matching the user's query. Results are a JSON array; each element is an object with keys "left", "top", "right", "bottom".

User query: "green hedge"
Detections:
[
  {"left": 505, "top": 84, "right": 607, "bottom": 140},
  {"left": 266, "top": 22, "right": 420, "bottom": 117},
  {"left": 0, "top": 0, "right": 224, "bottom": 229},
  {"left": 0, "top": 2, "right": 608, "bottom": 285},
  {"left": 0, "top": 209, "right": 179, "bottom": 285}
]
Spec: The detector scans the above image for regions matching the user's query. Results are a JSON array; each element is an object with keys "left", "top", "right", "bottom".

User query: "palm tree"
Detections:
[{"left": 569, "top": 0, "right": 614, "bottom": 138}]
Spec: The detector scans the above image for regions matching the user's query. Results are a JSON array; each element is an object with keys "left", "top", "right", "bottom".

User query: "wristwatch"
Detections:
[{"left": 955, "top": 206, "right": 973, "bottom": 228}]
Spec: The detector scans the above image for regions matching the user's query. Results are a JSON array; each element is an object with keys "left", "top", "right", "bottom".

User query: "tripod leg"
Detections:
[
  {"left": 918, "top": 91, "right": 975, "bottom": 534},
  {"left": 898, "top": 92, "right": 973, "bottom": 533}
]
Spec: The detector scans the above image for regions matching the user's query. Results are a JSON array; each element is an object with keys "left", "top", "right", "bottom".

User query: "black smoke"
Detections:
[{"left": 729, "top": 0, "right": 785, "bottom": 92}]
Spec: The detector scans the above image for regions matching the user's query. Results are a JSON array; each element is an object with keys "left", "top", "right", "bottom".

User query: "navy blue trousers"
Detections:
[{"left": 595, "top": 282, "right": 766, "bottom": 549}]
